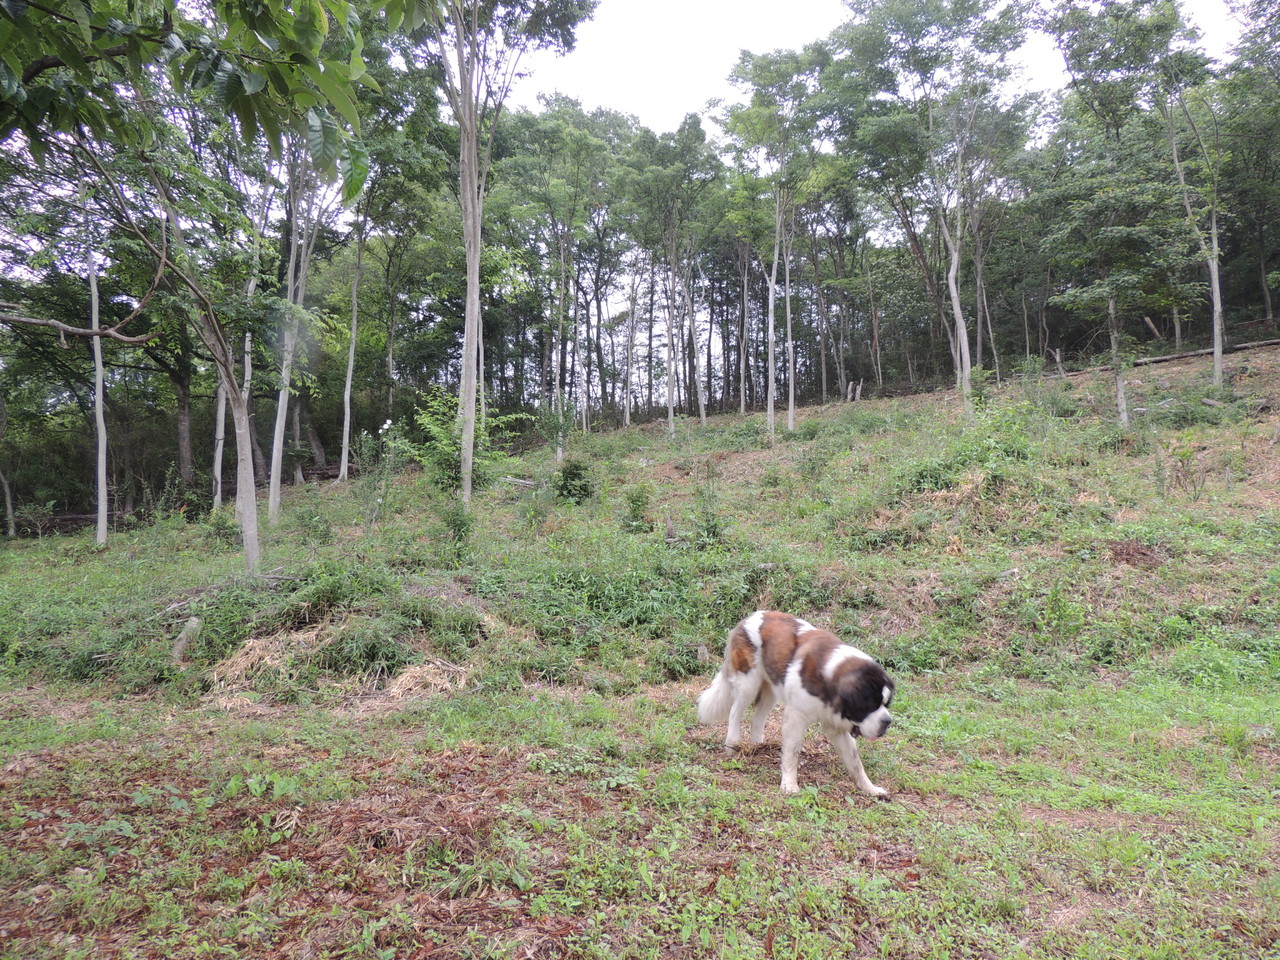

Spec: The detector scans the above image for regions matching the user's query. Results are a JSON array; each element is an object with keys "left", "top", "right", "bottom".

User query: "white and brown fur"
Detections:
[{"left": 697, "top": 611, "right": 895, "bottom": 795}]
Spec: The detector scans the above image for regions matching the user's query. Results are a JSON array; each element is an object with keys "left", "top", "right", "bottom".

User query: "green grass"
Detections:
[{"left": 2, "top": 355, "right": 1280, "bottom": 957}]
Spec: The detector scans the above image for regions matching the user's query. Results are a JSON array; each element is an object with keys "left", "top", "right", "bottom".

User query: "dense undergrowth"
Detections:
[{"left": 2, "top": 357, "right": 1280, "bottom": 959}]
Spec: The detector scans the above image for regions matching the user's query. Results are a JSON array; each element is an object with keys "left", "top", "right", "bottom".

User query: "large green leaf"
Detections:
[
  {"left": 339, "top": 137, "right": 370, "bottom": 203},
  {"left": 212, "top": 59, "right": 244, "bottom": 107},
  {"left": 302, "top": 62, "right": 360, "bottom": 130},
  {"left": 305, "top": 107, "right": 340, "bottom": 170}
]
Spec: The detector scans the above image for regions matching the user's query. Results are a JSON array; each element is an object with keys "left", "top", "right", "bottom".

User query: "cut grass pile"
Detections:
[{"left": 2, "top": 350, "right": 1279, "bottom": 958}]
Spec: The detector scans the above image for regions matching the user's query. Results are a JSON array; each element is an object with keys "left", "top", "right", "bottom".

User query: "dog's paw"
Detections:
[
  {"left": 780, "top": 781, "right": 800, "bottom": 794},
  {"left": 861, "top": 784, "right": 890, "bottom": 799}
]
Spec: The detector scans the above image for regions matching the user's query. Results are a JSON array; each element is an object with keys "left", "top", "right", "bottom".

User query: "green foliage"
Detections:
[
  {"left": 316, "top": 620, "right": 419, "bottom": 678},
  {"left": 2, "top": 0, "right": 374, "bottom": 194},
  {"left": 619, "top": 484, "right": 653, "bottom": 533},
  {"left": 353, "top": 421, "right": 403, "bottom": 534},
  {"left": 15, "top": 499, "right": 56, "bottom": 538},
  {"left": 429, "top": 498, "right": 473, "bottom": 564},
  {"left": 893, "top": 406, "right": 1031, "bottom": 496},
  {"left": 393, "top": 391, "right": 524, "bottom": 495},
  {"left": 551, "top": 458, "right": 594, "bottom": 504}
]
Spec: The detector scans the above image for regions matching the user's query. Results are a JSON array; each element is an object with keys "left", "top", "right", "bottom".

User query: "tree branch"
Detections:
[{"left": 0, "top": 302, "right": 161, "bottom": 343}]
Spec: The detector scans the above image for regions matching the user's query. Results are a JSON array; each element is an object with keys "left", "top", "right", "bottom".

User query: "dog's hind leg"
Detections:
[
  {"left": 723, "top": 672, "right": 758, "bottom": 748},
  {"left": 827, "top": 729, "right": 888, "bottom": 797},
  {"left": 749, "top": 683, "right": 777, "bottom": 745}
]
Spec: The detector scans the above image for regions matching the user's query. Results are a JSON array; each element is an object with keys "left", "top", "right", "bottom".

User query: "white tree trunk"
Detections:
[
  {"left": 1166, "top": 98, "right": 1226, "bottom": 389},
  {"left": 766, "top": 191, "right": 782, "bottom": 441},
  {"left": 212, "top": 382, "right": 226, "bottom": 509},
  {"left": 624, "top": 266, "right": 639, "bottom": 428},
  {"left": 1109, "top": 295, "right": 1130, "bottom": 427},
  {"left": 940, "top": 212, "right": 973, "bottom": 408},
  {"left": 339, "top": 228, "right": 365, "bottom": 482},
  {"left": 88, "top": 250, "right": 108, "bottom": 546},
  {"left": 783, "top": 224, "right": 795, "bottom": 432},
  {"left": 268, "top": 307, "right": 302, "bottom": 524},
  {"left": 665, "top": 264, "right": 677, "bottom": 441},
  {"left": 0, "top": 468, "right": 14, "bottom": 538},
  {"left": 268, "top": 154, "right": 323, "bottom": 522}
]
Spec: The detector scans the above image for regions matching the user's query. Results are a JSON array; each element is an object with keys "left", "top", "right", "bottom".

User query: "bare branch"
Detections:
[{"left": 0, "top": 302, "right": 161, "bottom": 343}]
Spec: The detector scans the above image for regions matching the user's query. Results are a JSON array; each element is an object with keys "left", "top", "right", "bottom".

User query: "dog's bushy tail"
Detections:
[{"left": 697, "top": 670, "right": 733, "bottom": 725}]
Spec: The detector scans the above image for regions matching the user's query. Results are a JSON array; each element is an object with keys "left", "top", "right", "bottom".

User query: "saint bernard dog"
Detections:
[{"left": 697, "top": 610, "right": 895, "bottom": 796}]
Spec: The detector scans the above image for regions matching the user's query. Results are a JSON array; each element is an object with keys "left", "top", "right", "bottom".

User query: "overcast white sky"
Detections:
[{"left": 510, "top": 0, "right": 1245, "bottom": 133}]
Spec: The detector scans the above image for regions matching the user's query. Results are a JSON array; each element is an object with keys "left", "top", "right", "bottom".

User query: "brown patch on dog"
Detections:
[
  {"left": 758, "top": 612, "right": 801, "bottom": 685},
  {"left": 830, "top": 654, "right": 874, "bottom": 698},
  {"left": 728, "top": 626, "right": 755, "bottom": 674},
  {"left": 797, "top": 634, "right": 841, "bottom": 700}
]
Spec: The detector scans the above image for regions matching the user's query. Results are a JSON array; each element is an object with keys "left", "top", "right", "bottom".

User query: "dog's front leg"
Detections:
[
  {"left": 779, "top": 711, "right": 807, "bottom": 793},
  {"left": 829, "top": 729, "right": 888, "bottom": 797}
]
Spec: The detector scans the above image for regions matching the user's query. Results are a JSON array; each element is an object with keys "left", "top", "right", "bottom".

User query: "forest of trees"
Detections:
[{"left": 1, "top": 0, "right": 1278, "bottom": 557}]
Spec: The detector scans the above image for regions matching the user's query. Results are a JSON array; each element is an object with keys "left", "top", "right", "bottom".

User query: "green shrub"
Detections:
[
  {"left": 647, "top": 641, "right": 704, "bottom": 681},
  {"left": 552, "top": 459, "right": 595, "bottom": 504},
  {"left": 619, "top": 484, "right": 653, "bottom": 533},
  {"left": 430, "top": 499, "right": 473, "bottom": 563},
  {"left": 393, "top": 390, "right": 525, "bottom": 494}
]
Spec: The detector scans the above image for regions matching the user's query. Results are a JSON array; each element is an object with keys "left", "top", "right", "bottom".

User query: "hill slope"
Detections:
[{"left": 2, "top": 352, "right": 1279, "bottom": 958}]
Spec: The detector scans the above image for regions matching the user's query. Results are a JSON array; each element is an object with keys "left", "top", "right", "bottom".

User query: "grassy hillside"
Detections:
[{"left": 2, "top": 354, "right": 1279, "bottom": 959}]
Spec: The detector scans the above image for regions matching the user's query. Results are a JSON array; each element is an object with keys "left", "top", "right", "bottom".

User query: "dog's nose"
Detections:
[{"left": 880, "top": 717, "right": 892, "bottom": 734}]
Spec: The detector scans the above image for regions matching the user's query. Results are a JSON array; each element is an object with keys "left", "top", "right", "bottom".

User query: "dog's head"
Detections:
[{"left": 837, "top": 661, "right": 895, "bottom": 741}]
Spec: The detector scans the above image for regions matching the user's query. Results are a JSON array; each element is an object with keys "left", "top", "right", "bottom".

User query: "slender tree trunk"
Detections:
[
  {"left": 339, "top": 221, "right": 366, "bottom": 482},
  {"left": 1164, "top": 99, "right": 1225, "bottom": 388},
  {"left": 739, "top": 252, "right": 748, "bottom": 415},
  {"left": 268, "top": 306, "right": 302, "bottom": 523},
  {"left": 386, "top": 308, "right": 396, "bottom": 416},
  {"left": 1207, "top": 209, "right": 1225, "bottom": 389},
  {"left": 683, "top": 262, "right": 707, "bottom": 425},
  {"left": 766, "top": 191, "right": 782, "bottom": 440},
  {"left": 269, "top": 155, "right": 322, "bottom": 523},
  {"left": 454, "top": 62, "right": 484, "bottom": 505},
  {"left": 1260, "top": 233, "right": 1274, "bottom": 323},
  {"left": 0, "top": 467, "right": 13, "bottom": 538},
  {"left": 88, "top": 249, "right": 108, "bottom": 546},
  {"left": 1022, "top": 292, "right": 1031, "bottom": 364},
  {"left": 811, "top": 227, "right": 829, "bottom": 404},
  {"left": 226, "top": 378, "right": 261, "bottom": 571},
  {"left": 982, "top": 281, "right": 1000, "bottom": 383},
  {"left": 646, "top": 263, "right": 656, "bottom": 417},
  {"left": 665, "top": 264, "right": 677, "bottom": 440},
  {"left": 783, "top": 219, "right": 795, "bottom": 432},
  {"left": 212, "top": 382, "right": 226, "bottom": 509},
  {"left": 938, "top": 211, "right": 973, "bottom": 407},
  {"left": 1109, "top": 295, "right": 1130, "bottom": 427},
  {"left": 624, "top": 265, "right": 639, "bottom": 428},
  {"left": 554, "top": 236, "right": 570, "bottom": 460},
  {"left": 290, "top": 403, "right": 305, "bottom": 484}
]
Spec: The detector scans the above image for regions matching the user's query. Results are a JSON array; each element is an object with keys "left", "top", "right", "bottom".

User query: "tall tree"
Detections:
[
  {"left": 404, "top": 0, "right": 595, "bottom": 503},
  {"left": 729, "top": 45, "right": 826, "bottom": 435}
]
